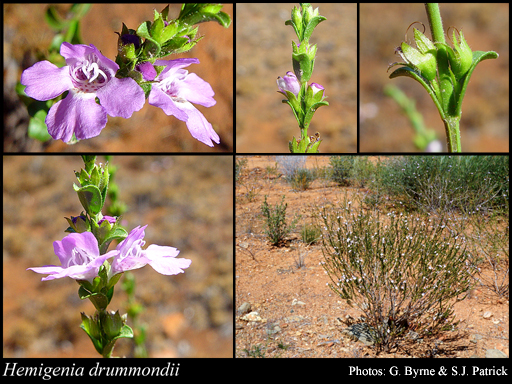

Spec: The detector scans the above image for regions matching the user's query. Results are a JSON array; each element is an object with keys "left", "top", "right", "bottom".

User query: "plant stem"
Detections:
[
  {"left": 426, "top": 3, "right": 462, "bottom": 152},
  {"left": 443, "top": 116, "right": 461, "bottom": 152},
  {"left": 424, "top": 3, "right": 445, "bottom": 44}
]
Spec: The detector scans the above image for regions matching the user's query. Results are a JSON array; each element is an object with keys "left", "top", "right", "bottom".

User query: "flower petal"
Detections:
[
  {"left": 145, "top": 245, "right": 191, "bottom": 275},
  {"left": 148, "top": 86, "right": 188, "bottom": 121},
  {"left": 96, "top": 77, "right": 145, "bottom": 118},
  {"left": 179, "top": 102, "right": 220, "bottom": 147},
  {"left": 154, "top": 58, "right": 200, "bottom": 77},
  {"left": 46, "top": 91, "right": 107, "bottom": 142},
  {"left": 21, "top": 61, "right": 73, "bottom": 101},
  {"left": 179, "top": 73, "right": 216, "bottom": 107}
]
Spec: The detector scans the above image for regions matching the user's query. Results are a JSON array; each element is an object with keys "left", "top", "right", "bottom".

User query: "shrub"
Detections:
[
  {"left": 351, "top": 157, "right": 378, "bottom": 188},
  {"left": 329, "top": 156, "right": 354, "bottom": 186},
  {"left": 320, "top": 196, "right": 475, "bottom": 353},
  {"left": 301, "top": 223, "right": 322, "bottom": 245},
  {"left": 275, "top": 156, "right": 316, "bottom": 191},
  {"left": 235, "top": 157, "right": 248, "bottom": 183},
  {"left": 288, "top": 168, "right": 316, "bottom": 191},
  {"left": 376, "top": 156, "right": 509, "bottom": 213},
  {"left": 275, "top": 156, "right": 307, "bottom": 179},
  {"left": 261, "top": 195, "right": 299, "bottom": 246}
]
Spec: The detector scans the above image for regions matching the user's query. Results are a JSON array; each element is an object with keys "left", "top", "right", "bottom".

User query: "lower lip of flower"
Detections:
[{"left": 71, "top": 57, "right": 109, "bottom": 93}]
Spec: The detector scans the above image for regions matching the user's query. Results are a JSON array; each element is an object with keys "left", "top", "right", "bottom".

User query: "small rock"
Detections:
[
  {"left": 470, "top": 334, "right": 483, "bottom": 344},
  {"left": 266, "top": 323, "right": 281, "bottom": 335},
  {"left": 482, "top": 311, "right": 493, "bottom": 319},
  {"left": 292, "top": 299, "right": 306, "bottom": 306},
  {"left": 241, "top": 311, "right": 265, "bottom": 322},
  {"left": 237, "top": 302, "right": 252, "bottom": 316},
  {"left": 485, "top": 349, "right": 508, "bottom": 358},
  {"left": 284, "top": 315, "right": 305, "bottom": 323}
]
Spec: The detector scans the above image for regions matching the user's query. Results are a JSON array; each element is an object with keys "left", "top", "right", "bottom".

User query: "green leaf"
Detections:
[
  {"left": 161, "top": 20, "right": 178, "bottom": 42},
  {"left": 78, "top": 287, "right": 110, "bottom": 311},
  {"left": 28, "top": 110, "right": 52, "bottom": 142},
  {"left": 454, "top": 50, "right": 499, "bottom": 117},
  {"left": 292, "top": 52, "right": 314, "bottom": 83},
  {"left": 80, "top": 314, "right": 104, "bottom": 355},
  {"left": 150, "top": 16, "right": 165, "bottom": 44},
  {"left": 302, "top": 15, "right": 326, "bottom": 42},
  {"left": 117, "top": 324, "right": 134, "bottom": 339},
  {"left": 213, "top": 11, "right": 232, "bottom": 29},
  {"left": 306, "top": 139, "right": 321, "bottom": 153},
  {"left": 178, "top": 4, "right": 231, "bottom": 28},
  {"left": 303, "top": 100, "right": 329, "bottom": 129},
  {"left": 160, "top": 5, "right": 169, "bottom": 20},
  {"left": 73, "top": 184, "right": 103, "bottom": 216},
  {"left": 99, "top": 226, "right": 128, "bottom": 255},
  {"left": 389, "top": 66, "right": 445, "bottom": 120}
]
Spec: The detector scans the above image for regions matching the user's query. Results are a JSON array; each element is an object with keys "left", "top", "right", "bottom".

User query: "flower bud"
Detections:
[
  {"left": 309, "top": 82, "right": 326, "bottom": 101},
  {"left": 399, "top": 41, "right": 437, "bottom": 81},
  {"left": 277, "top": 71, "right": 300, "bottom": 98},
  {"left": 65, "top": 214, "right": 89, "bottom": 233},
  {"left": 448, "top": 30, "right": 472, "bottom": 79},
  {"left": 80, "top": 312, "right": 102, "bottom": 353},
  {"left": 102, "top": 310, "right": 125, "bottom": 340}
]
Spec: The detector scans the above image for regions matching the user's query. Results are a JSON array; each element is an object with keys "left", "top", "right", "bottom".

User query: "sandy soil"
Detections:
[
  {"left": 3, "top": 155, "right": 233, "bottom": 357},
  {"left": 235, "top": 156, "right": 509, "bottom": 358},
  {"left": 4, "top": 4, "right": 233, "bottom": 152}
]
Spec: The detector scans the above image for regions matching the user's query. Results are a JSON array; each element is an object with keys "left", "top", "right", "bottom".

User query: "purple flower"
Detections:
[
  {"left": 27, "top": 232, "right": 117, "bottom": 282},
  {"left": 148, "top": 58, "right": 220, "bottom": 147},
  {"left": 136, "top": 62, "right": 157, "bottom": 82},
  {"left": 98, "top": 215, "right": 117, "bottom": 225},
  {"left": 309, "top": 82, "right": 325, "bottom": 95},
  {"left": 110, "top": 225, "right": 191, "bottom": 276},
  {"left": 20, "top": 42, "right": 145, "bottom": 143},
  {"left": 277, "top": 71, "right": 300, "bottom": 97}
]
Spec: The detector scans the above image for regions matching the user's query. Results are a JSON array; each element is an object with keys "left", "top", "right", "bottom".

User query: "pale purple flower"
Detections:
[
  {"left": 148, "top": 58, "right": 219, "bottom": 147},
  {"left": 136, "top": 61, "right": 157, "bottom": 82},
  {"left": 277, "top": 71, "right": 300, "bottom": 97},
  {"left": 27, "top": 232, "right": 117, "bottom": 282},
  {"left": 20, "top": 42, "right": 145, "bottom": 143},
  {"left": 110, "top": 225, "right": 191, "bottom": 276},
  {"left": 98, "top": 215, "right": 117, "bottom": 225},
  {"left": 309, "top": 82, "right": 325, "bottom": 95}
]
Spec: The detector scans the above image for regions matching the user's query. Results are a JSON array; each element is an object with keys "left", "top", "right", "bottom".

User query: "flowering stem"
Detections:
[
  {"left": 424, "top": 4, "right": 445, "bottom": 45},
  {"left": 443, "top": 116, "right": 461, "bottom": 153},
  {"left": 425, "top": 3, "right": 462, "bottom": 152}
]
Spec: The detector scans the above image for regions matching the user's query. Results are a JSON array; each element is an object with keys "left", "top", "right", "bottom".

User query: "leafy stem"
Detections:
[{"left": 388, "top": 3, "right": 499, "bottom": 152}]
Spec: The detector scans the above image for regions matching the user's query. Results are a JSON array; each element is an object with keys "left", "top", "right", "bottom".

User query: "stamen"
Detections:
[{"left": 70, "top": 56, "right": 108, "bottom": 90}]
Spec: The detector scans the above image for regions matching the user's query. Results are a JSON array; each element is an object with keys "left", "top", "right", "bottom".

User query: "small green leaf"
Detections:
[
  {"left": 74, "top": 184, "right": 103, "bottom": 216},
  {"left": 150, "top": 16, "right": 165, "bottom": 44},
  {"left": 99, "top": 226, "right": 128, "bottom": 255},
  {"left": 118, "top": 324, "right": 134, "bottom": 339},
  {"left": 28, "top": 110, "right": 52, "bottom": 142},
  {"left": 453, "top": 50, "right": 498, "bottom": 117},
  {"left": 306, "top": 139, "right": 321, "bottom": 153},
  {"left": 302, "top": 16, "right": 326, "bottom": 42}
]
